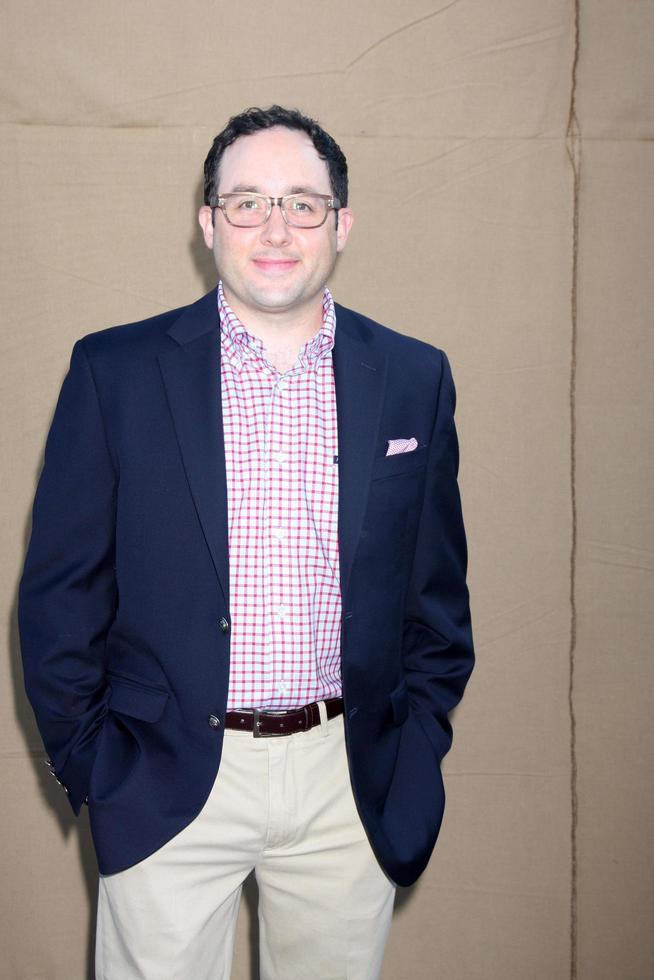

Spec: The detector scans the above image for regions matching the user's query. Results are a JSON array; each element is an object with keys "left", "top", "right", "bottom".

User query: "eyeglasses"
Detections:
[{"left": 210, "top": 192, "right": 341, "bottom": 228}]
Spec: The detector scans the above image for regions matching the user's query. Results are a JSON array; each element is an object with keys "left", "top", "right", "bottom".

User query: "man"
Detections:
[{"left": 18, "top": 105, "right": 474, "bottom": 979}]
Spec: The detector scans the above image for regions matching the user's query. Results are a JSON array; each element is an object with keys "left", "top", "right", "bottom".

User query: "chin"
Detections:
[{"left": 249, "top": 285, "right": 305, "bottom": 310}]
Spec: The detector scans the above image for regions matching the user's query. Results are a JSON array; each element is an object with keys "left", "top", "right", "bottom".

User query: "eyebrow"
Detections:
[{"left": 228, "top": 184, "right": 324, "bottom": 195}]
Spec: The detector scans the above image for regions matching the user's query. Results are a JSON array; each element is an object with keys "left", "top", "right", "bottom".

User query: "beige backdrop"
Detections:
[{"left": 2, "top": 2, "right": 652, "bottom": 978}]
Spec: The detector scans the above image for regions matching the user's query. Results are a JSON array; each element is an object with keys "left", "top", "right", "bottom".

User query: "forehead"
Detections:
[{"left": 218, "top": 126, "right": 330, "bottom": 193}]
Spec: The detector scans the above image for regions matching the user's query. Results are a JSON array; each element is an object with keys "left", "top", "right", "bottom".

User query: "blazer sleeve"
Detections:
[
  {"left": 402, "top": 350, "right": 474, "bottom": 761},
  {"left": 18, "top": 338, "right": 117, "bottom": 813}
]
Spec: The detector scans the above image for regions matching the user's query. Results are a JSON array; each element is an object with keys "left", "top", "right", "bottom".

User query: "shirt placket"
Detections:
[{"left": 263, "top": 368, "right": 290, "bottom": 703}]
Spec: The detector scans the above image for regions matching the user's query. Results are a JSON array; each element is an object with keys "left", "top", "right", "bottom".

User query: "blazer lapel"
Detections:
[
  {"left": 332, "top": 304, "right": 387, "bottom": 604},
  {"left": 158, "top": 291, "right": 230, "bottom": 609}
]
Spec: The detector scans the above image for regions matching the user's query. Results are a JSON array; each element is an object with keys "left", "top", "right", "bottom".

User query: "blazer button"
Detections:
[
  {"left": 208, "top": 715, "right": 221, "bottom": 729},
  {"left": 218, "top": 617, "right": 230, "bottom": 633}
]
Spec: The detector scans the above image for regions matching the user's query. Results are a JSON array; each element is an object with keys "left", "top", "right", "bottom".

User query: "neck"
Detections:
[{"left": 222, "top": 286, "right": 325, "bottom": 357}]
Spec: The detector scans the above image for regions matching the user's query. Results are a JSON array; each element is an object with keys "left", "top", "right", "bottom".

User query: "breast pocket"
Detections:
[
  {"left": 370, "top": 444, "right": 428, "bottom": 482},
  {"left": 363, "top": 445, "right": 429, "bottom": 557}
]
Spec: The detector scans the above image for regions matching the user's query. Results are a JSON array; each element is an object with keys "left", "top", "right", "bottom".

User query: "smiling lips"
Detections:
[{"left": 252, "top": 258, "right": 299, "bottom": 274}]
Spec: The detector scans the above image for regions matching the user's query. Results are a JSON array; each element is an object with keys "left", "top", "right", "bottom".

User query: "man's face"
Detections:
[{"left": 198, "top": 126, "right": 353, "bottom": 322}]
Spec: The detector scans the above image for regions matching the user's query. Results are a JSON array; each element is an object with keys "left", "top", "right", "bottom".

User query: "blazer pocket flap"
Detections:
[
  {"left": 389, "top": 678, "right": 409, "bottom": 726},
  {"left": 108, "top": 675, "right": 169, "bottom": 723},
  {"left": 371, "top": 444, "right": 428, "bottom": 481}
]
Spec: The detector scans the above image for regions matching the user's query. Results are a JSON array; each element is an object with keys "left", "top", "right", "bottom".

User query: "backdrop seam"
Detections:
[{"left": 565, "top": 1, "right": 581, "bottom": 978}]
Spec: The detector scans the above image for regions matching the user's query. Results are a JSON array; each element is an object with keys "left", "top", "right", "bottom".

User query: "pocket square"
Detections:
[{"left": 386, "top": 437, "right": 418, "bottom": 456}]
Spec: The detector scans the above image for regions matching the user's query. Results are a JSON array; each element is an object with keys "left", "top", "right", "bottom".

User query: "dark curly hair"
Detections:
[{"left": 203, "top": 105, "right": 348, "bottom": 208}]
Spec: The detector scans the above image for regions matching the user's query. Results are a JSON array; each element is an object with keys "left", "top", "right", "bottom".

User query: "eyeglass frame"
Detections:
[{"left": 209, "top": 192, "right": 341, "bottom": 228}]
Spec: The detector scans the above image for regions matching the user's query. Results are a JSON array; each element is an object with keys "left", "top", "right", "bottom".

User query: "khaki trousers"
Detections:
[{"left": 95, "top": 707, "right": 396, "bottom": 979}]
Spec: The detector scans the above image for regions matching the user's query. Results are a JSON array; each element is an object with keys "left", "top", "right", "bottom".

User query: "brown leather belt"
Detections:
[{"left": 225, "top": 697, "right": 344, "bottom": 737}]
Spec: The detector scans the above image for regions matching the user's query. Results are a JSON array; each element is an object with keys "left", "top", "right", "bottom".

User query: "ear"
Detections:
[
  {"left": 198, "top": 206, "right": 215, "bottom": 248},
  {"left": 335, "top": 208, "right": 353, "bottom": 253}
]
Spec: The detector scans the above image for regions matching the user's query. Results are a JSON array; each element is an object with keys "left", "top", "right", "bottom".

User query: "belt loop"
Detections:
[{"left": 317, "top": 700, "right": 329, "bottom": 737}]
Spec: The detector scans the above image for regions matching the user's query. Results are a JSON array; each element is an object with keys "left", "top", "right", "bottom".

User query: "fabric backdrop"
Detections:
[{"left": 1, "top": 2, "right": 652, "bottom": 977}]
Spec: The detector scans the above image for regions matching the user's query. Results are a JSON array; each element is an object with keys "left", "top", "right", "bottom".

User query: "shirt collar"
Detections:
[{"left": 217, "top": 281, "right": 336, "bottom": 372}]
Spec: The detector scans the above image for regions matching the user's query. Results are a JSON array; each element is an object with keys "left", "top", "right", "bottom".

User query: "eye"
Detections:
[
  {"left": 288, "top": 196, "right": 316, "bottom": 213},
  {"left": 237, "top": 196, "right": 263, "bottom": 210}
]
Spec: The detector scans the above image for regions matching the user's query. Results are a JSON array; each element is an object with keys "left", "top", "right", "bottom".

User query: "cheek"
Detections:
[
  {"left": 306, "top": 235, "right": 337, "bottom": 269},
  {"left": 213, "top": 235, "right": 244, "bottom": 270}
]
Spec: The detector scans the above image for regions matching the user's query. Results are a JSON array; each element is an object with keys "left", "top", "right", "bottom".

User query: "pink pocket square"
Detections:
[{"left": 386, "top": 437, "right": 418, "bottom": 456}]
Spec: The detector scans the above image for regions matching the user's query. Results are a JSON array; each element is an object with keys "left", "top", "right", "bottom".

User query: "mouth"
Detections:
[{"left": 251, "top": 258, "right": 299, "bottom": 275}]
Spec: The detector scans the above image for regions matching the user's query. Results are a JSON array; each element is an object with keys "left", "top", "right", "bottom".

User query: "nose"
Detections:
[{"left": 260, "top": 201, "right": 292, "bottom": 247}]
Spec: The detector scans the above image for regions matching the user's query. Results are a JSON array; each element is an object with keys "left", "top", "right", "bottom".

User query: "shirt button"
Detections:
[
  {"left": 208, "top": 715, "right": 221, "bottom": 729},
  {"left": 218, "top": 617, "right": 230, "bottom": 633},
  {"left": 277, "top": 604, "right": 288, "bottom": 618},
  {"left": 270, "top": 527, "right": 286, "bottom": 541}
]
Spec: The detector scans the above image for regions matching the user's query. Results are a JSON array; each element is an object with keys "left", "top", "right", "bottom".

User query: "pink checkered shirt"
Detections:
[{"left": 218, "top": 282, "right": 343, "bottom": 709}]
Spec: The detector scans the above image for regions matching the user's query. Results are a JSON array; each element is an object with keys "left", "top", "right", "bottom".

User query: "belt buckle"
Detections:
[{"left": 252, "top": 707, "right": 287, "bottom": 738}]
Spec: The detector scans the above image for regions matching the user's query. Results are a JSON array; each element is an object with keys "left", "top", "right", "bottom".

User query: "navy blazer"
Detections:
[{"left": 18, "top": 288, "right": 474, "bottom": 887}]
